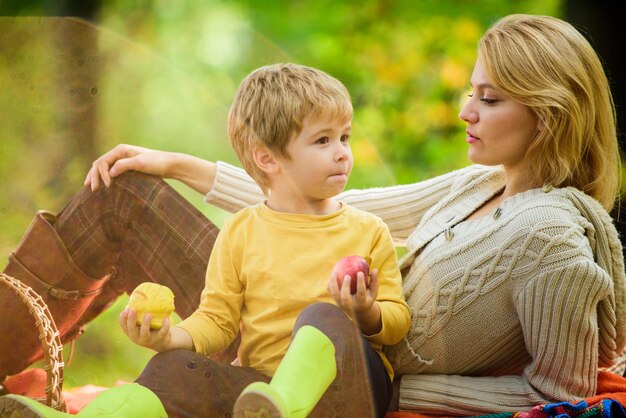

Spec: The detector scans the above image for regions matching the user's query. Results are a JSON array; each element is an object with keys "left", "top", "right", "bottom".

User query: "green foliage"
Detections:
[{"left": 1, "top": 0, "right": 562, "bottom": 388}]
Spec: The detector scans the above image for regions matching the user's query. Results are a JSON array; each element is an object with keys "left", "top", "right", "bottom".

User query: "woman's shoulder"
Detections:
[
  {"left": 502, "top": 186, "right": 617, "bottom": 238},
  {"left": 512, "top": 186, "right": 609, "bottom": 214},
  {"left": 495, "top": 188, "right": 582, "bottom": 237},
  {"left": 436, "top": 165, "right": 506, "bottom": 200}
]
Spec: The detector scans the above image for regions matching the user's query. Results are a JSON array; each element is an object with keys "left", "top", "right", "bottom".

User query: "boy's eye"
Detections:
[
  {"left": 340, "top": 134, "right": 350, "bottom": 142},
  {"left": 316, "top": 137, "right": 330, "bottom": 144}
]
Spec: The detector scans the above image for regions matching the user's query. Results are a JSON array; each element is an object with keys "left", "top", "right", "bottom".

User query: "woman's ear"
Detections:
[
  {"left": 252, "top": 146, "right": 279, "bottom": 175},
  {"left": 537, "top": 118, "right": 544, "bottom": 132}
]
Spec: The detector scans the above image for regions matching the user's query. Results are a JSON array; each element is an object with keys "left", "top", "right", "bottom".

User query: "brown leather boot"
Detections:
[{"left": 1, "top": 211, "right": 111, "bottom": 381}]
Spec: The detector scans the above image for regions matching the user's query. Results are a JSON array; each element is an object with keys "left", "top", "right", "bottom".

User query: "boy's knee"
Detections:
[
  {"left": 295, "top": 303, "right": 352, "bottom": 335},
  {"left": 140, "top": 349, "right": 194, "bottom": 377},
  {"left": 299, "top": 302, "right": 343, "bottom": 320},
  {"left": 137, "top": 349, "right": 215, "bottom": 393}
]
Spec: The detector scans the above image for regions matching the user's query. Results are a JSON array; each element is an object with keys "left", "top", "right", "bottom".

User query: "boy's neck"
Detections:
[{"left": 265, "top": 193, "right": 342, "bottom": 215}]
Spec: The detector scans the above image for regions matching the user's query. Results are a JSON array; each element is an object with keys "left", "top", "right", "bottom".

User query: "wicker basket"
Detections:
[{"left": 0, "top": 272, "right": 66, "bottom": 411}]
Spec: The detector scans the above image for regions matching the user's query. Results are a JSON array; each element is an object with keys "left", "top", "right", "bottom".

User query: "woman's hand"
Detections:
[
  {"left": 84, "top": 144, "right": 173, "bottom": 191},
  {"left": 327, "top": 269, "right": 382, "bottom": 335},
  {"left": 84, "top": 143, "right": 217, "bottom": 195}
]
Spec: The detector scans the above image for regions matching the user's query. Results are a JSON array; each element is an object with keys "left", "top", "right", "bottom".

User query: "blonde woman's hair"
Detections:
[
  {"left": 227, "top": 63, "right": 353, "bottom": 193},
  {"left": 479, "top": 14, "right": 620, "bottom": 210}
]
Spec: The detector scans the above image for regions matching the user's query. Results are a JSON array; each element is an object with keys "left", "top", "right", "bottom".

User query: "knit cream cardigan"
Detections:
[{"left": 205, "top": 161, "right": 626, "bottom": 415}]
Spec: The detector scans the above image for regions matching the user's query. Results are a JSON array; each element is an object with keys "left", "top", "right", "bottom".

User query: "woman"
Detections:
[{"left": 1, "top": 14, "right": 623, "bottom": 416}]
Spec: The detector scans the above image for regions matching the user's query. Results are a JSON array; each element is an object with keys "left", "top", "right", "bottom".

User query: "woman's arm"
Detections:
[
  {"left": 397, "top": 258, "right": 613, "bottom": 415},
  {"left": 85, "top": 144, "right": 485, "bottom": 243},
  {"left": 208, "top": 161, "right": 486, "bottom": 244},
  {"left": 84, "top": 144, "right": 217, "bottom": 195}
]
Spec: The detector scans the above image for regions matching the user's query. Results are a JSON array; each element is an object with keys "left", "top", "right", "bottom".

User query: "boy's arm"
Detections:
[
  {"left": 120, "top": 307, "right": 195, "bottom": 352},
  {"left": 176, "top": 223, "right": 245, "bottom": 355},
  {"left": 353, "top": 273, "right": 383, "bottom": 336},
  {"left": 363, "top": 222, "right": 410, "bottom": 346},
  {"left": 167, "top": 325, "right": 195, "bottom": 350},
  {"left": 327, "top": 221, "right": 410, "bottom": 343},
  {"left": 329, "top": 268, "right": 383, "bottom": 335}
]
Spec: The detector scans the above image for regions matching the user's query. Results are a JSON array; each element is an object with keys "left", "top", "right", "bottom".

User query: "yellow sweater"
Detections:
[{"left": 177, "top": 202, "right": 410, "bottom": 377}]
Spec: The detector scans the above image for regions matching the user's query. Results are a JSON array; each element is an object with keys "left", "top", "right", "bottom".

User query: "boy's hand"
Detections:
[
  {"left": 120, "top": 307, "right": 173, "bottom": 352},
  {"left": 327, "top": 269, "right": 382, "bottom": 335}
]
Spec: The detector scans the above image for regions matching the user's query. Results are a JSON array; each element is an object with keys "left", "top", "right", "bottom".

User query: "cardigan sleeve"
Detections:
[
  {"left": 397, "top": 257, "right": 613, "bottom": 415},
  {"left": 204, "top": 161, "right": 266, "bottom": 213},
  {"left": 205, "top": 161, "right": 486, "bottom": 244},
  {"left": 516, "top": 259, "right": 612, "bottom": 400}
]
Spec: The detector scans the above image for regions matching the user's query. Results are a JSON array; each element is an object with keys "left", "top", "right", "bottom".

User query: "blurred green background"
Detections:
[{"left": 2, "top": 0, "right": 613, "bottom": 388}]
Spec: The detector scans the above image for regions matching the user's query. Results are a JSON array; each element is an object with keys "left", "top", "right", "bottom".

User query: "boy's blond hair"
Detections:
[{"left": 227, "top": 63, "right": 353, "bottom": 194}]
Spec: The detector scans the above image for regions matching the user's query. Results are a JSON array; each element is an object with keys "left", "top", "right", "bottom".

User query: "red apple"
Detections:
[{"left": 332, "top": 255, "right": 370, "bottom": 294}]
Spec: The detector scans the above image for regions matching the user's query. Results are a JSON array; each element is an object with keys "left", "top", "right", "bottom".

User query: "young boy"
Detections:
[
  {"left": 0, "top": 63, "right": 409, "bottom": 418},
  {"left": 221, "top": 63, "right": 410, "bottom": 417},
  {"left": 152, "top": 63, "right": 409, "bottom": 417}
]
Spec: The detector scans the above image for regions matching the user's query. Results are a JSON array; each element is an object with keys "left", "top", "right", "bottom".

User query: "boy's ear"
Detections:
[{"left": 252, "top": 145, "right": 279, "bottom": 175}]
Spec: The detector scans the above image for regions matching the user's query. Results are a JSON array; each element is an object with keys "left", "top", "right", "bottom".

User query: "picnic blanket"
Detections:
[
  {"left": 4, "top": 369, "right": 626, "bottom": 416},
  {"left": 387, "top": 371, "right": 626, "bottom": 418}
]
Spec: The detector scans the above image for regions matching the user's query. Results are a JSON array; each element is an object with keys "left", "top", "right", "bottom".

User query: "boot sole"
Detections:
[
  {"left": 0, "top": 395, "right": 47, "bottom": 418},
  {"left": 232, "top": 390, "right": 285, "bottom": 418}
]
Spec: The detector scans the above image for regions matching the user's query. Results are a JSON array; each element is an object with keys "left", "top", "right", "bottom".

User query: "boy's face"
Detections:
[{"left": 272, "top": 111, "right": 353, "bottom": 203}]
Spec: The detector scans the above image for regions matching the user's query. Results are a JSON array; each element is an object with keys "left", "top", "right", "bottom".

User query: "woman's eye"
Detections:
[{"left": 468, "top": 92, "right": 498, "bottom": 104}]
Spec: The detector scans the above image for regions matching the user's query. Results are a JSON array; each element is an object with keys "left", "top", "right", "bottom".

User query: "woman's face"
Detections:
[{"left": 459, "top": 58, "right": 540, "bottom": 172}]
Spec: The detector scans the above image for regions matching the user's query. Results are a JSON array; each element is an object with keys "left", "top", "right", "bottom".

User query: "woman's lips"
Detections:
[{"left": 466, "top": 131, "right": 479, "bottom": 144}]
